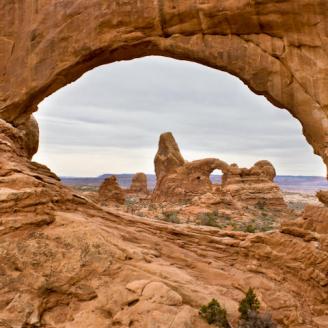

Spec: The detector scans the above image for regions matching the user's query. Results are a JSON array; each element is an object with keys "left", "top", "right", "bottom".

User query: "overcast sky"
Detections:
[{"left": 34, "top": 56, "right": 326, "bottom": 177}]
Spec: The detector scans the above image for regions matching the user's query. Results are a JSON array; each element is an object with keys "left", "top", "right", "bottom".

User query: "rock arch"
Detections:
[
  {"left": 1, "top": 4, "right": 328, "bottom": 326},
  {"left": 1, "top": 0, "right": 328, "bottom": 177}
]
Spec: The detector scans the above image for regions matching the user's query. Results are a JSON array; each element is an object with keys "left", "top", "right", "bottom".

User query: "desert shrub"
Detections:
[
  {"left": 244, "top": 224, "right": 256, "bottom": 233},
  {"left": 199, "top": 299, "right": 231, "bottom": 328},
  {"left": 238, "top": 288, "right": 260, "bottom": 320},
  {"left": 238, "top": 311, "right": 277, "bottom": 328},
  {"left": 197, "top": 211, "right": 220, "bottom": 227},
  {"left": 125, "top": 197, "right": 138, "bottom": 206},
  {"left": 162, "top": 211, "right": 180, "bottom": 224}
]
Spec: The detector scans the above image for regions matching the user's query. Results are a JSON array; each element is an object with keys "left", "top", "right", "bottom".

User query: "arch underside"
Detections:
[{"left": 0, "top": 0, "right": 327, "bottom": 174}]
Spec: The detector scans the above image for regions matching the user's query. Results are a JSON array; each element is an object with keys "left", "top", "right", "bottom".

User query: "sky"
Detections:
[{"left": 34, "top": 56, "right": 326, "bottom": 177}]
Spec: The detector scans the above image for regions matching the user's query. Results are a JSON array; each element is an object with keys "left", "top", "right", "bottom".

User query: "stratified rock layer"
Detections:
[
  {"left": 0, "top": 115, "right": 327, "bottom": 327},
  {"left": 223, "top": 161, "right": 287, "bottom": 209}
]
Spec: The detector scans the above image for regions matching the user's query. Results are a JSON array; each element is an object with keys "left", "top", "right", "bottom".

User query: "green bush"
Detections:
[
  {"left": 162, "top": 211, "right": 180, "bottom": 224},
  {"left": 197, "top": 211, "right": 220, "bottom": 227},
  {"left": 199, "top": 299, "right": 231, "bottom": 328},
  {"left": 245, "top": 224, "right": 256, "bottom": 233},
  {"left": 238, "top": 288, "right": 260, "bottom": 320}
]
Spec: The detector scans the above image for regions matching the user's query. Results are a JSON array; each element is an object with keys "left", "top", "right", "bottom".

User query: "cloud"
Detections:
[{"left": 34, "top": 56, "right": 326, "bottom": 177}]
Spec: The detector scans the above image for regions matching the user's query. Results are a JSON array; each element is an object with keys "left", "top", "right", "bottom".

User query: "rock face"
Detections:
[
  {"left": 128, "top": 172, "right": 148, "bottom": 195},
  {"left": 153, "top": 133, "right": 287, "bottom": 213},
  {"left": 317, "top": 190, "right": 328, "bottom": 206},
  {"left": 222, "top": 161, "right": 287, "bottom": 209},
  {"left": 17, "top": 115, "right": 39, "bottom": 159},
  {"left": 1, "top": 1, "right": 328, "bottom": 174},
  {"left": 98, "top": 175, "right": 125, "bottom": 205},
  {"left": 154, "top": 132, "right": 185, "bottom": 182}
]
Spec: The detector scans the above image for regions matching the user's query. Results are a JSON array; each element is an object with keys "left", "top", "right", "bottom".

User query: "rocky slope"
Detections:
[{"left": 0, "top": 119, "right": 328, "bottom": 327}]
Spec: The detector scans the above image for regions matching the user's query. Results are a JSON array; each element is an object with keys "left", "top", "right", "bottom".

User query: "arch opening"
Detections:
[
  {"left": 210, "top": 169, "right": 223, "bottom": 187},
  {"left": 34, "top": 56, "right": 326, "bottom": 183}
]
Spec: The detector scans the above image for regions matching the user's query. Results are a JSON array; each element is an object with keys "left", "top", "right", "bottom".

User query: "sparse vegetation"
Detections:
[
  {"left": 244, "top": 224, "right": 256, "bottom": 233},
  {"left": 238, "top": 311, "right": 277, "bottom": 328},
  {"left": 162, "top": 211, "right": 180, "bottom": 224},
  {"left": 200, "top": 290, "right": 278, "bottom": 328},
  {"left": 125, "top": 197, "right": 138, "bottom": 206},
  {"left": 238, "top": 288, "right": 277, "bottom": 328},
  {"left": 199, "top": 299, "right": 231, "bottom": 328},
  {"left": 238, "top": 288, "right": 260, "bottom": 320},
  {"left": 197, "top": 211, "right": 220, "bottom": 227}
]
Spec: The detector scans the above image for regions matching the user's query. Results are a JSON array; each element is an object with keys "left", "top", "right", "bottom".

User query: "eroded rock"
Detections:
[
  {"left": 153, "top": 133, "right": 287, "bottom": 215},
  {"left": 98, "top": 175, "right": 125, "bottom": 205},
  {"left": 128, "top": 172, "right": 148, "bottom": 195}
]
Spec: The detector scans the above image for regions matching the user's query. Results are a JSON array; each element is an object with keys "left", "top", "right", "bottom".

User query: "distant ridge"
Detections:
[{"left": 61, "top": 174, "right": 328, "bottom": 194}]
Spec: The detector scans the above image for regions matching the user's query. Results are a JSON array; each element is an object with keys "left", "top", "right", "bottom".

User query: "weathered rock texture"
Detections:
[
  {"left": 223, "top": 160, "right": 287, "bottom": 209},
  {"left": 154, "top": 132, "right": 186, "bottom": 181},
  {"left": 316, "top": 190, "right": 328, "bottom": 206},
  {"left": 98, "top": 175, "right": 125, "bottom": 205},
  {"left": 153, "top": 133, "right": 287, "bottom": 214},
  {"left": 128, "top": 172, "right": 148, "bottom": 195},
  {"left": 0, "top": 116, "right": 327, "bottom": 326},
  {"left": 0, "top": 2, "right": 328, "bottom": 327},
  {"left": 1, "top": 1, "right": 328, "bottom": 174}
]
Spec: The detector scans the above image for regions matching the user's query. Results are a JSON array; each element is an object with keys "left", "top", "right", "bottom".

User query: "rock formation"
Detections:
[
  {"left": 153, "top": 132, "right": 287, "bottom": 213},
  {"left": 1, "top": 1, "right": 328, "bottom": 174},
  {"left": 154, "top": 132, "right": 185, "bottom": 182},
  {"left": 128, "top": 172, "right": 148, "bottom": 195},
  {"left": 0, "top": 118, "right": 327, "bottom": 327},
  {"left": 317, "top": 190, "right": 328, "bottom": 206},
  {"left": 0, "top": 2, "right": 328, "bottom": 327},
  {"left": 98, "top": 175, "right": 125, "bottom": 205},
  {"left": 222, "top": 161, "right": 287, "bottom": 210}
]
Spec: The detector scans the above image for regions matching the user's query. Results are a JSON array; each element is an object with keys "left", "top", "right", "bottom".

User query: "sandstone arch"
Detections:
[
  {"left": 1, "top": 0, "right": 328, "bottom": 177},
  {"left": 1, "top": 3, "right": 328, "bottom": 326}
]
